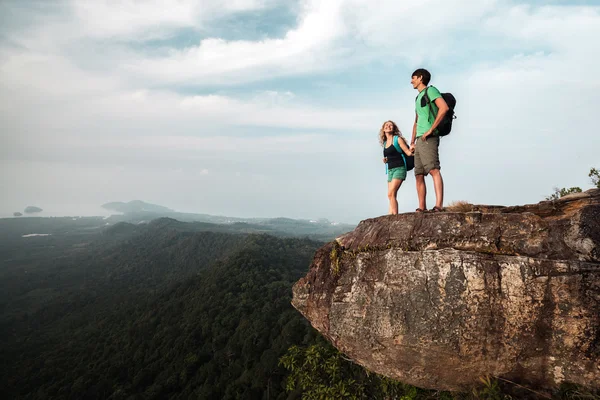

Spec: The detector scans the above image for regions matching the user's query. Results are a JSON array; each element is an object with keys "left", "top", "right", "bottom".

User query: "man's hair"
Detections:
[{"left": 412, "top": 68, "right": 431, "bottom": 85}]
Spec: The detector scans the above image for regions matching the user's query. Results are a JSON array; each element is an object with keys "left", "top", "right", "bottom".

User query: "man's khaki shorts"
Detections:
[{"left": 414, "top": 135, "right": 440, "bottom": 176}]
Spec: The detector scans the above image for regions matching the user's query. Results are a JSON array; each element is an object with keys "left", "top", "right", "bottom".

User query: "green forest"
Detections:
[
  {"left": 1, "top": 217, "right": 598, "bottom": 399},
  {"left": 1, "top": 218, "right": 315, "bottom": 399}
]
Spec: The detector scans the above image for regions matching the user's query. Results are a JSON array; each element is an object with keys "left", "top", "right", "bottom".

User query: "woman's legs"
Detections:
[{"left": 387, "top": 179, "right": 403, "bottom": 214}]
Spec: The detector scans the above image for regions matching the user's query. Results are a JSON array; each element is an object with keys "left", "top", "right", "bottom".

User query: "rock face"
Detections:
[{"left": 292, "top": 189, "right": 600, "bottom": 392}]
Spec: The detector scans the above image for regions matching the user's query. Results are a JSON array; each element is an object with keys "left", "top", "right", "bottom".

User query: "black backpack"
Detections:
[{"left": 421, "top": 87, "right": 457, "bottom": 136}]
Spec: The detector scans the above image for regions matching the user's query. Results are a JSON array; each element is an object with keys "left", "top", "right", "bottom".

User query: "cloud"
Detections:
[
  {"left": 484, "top": 5, "right": 600, "bottom": 49},
  {"left": 120, "top": 0, "right": 505, "bottom": 86},
  {"left": 72, "top": 0, "right": 275, "bottom": 40},
  {"left": 72, "top": 0, "right": 198, "bottom": 40},
  {"left": 0, "top": 51, "right": 120, "bottom": 98},
  {"left": 344, "top": 0, "right": 498, "bottom": 55},
  {"left": 125, "top": 0, "right": 347, "bottom": 85}
]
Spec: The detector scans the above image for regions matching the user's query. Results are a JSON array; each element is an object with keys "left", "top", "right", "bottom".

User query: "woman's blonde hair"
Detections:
[{"left": 379, "top": 120, "right": 405, "bottom": 146}]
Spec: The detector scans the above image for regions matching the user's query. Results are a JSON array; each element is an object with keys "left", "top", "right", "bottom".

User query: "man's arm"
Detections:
[
  {"left": 422, "top": 97, "right": 449, "bottom": 139},
  {"left": 410, "top": 112, "right": 418, "bottom": 150}
]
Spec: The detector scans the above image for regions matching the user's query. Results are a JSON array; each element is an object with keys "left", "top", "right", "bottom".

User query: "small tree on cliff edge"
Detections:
[
  {"left": 546, "top": 167, "right": 599, "bottom": 200},
  {"left": 590, "top": 167, "right": 600, "bottom": 188}
]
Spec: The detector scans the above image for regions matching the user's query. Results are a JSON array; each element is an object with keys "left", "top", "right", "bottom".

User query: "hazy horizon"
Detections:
[
  {"left": 0, "top": 204, "right": 116, "bottom": 220},
  {"left": 0, "top": 200, "right": 354, "bottom": 223}
]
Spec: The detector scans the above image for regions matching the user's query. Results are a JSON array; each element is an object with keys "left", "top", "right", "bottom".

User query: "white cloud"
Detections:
[
  {"left": 125, "top": 0, "right": 347, "bottom": 84},
  {"left": 484, "top": 5, "right": 600, "bottom": 49},
  {"left": 72, "top": 0, "right": 275, "bottom": 40},
  {"left": 72, "top": 0, "right": 198, "bottom": 39},
  {"left": 63, "top": 132, "right": 362, "bottom": 154},
  {"left": 119, "top": 0, "right": 503, "bottom": 85},
  {"left": 345, "top": 0, "right": 498, "bottom": 53},
  {"left": 0, "top": 51, "right": 120, "bottom": 97},
  {"left": 1, "top": 82, "right": 390, "bottom": 149}
]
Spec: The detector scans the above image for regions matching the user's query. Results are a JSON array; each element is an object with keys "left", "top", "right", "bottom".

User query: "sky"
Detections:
[{"left": 1, "top": 0, "right": 599, "bottom": 223}]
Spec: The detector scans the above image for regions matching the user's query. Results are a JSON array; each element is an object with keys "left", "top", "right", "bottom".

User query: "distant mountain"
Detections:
[
  {"left": 24, "top": 206, "right": 42, "bottom": 214},
  {"left": 105, "top": 213, "right": 355, "bottom": 241},
  {"left": 98, "top": 202, "right": 356, "bottom": 241},
  {"left": 13, "top": 212, "right": 22, "bottom": 217},
  {"left": 99, "top": 201, "right": 354, "bottom": 230},
  {"left": 101, "top": 200, "right": 172, "bottom": 213}
]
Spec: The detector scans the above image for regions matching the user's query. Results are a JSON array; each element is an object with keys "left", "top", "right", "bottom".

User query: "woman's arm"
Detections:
[{"left": 398, "top": 137, "right": 412, "bottom": 154}]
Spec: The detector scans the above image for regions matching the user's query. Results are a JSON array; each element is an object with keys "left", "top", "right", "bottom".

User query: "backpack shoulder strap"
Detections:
[
  {"left": 383, "top": 139, "right": 388, "bottom": 175},
  {"left": 424, "top": 86, "right": 436, "bottom": 123},
  {"left": 393, "top": 135, "right": 409, "bottom": 169},
  {"left": 393, "top": 135, "right": 402, "bottom": 154}
]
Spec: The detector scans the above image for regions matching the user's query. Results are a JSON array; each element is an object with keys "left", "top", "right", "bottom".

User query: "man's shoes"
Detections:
[
  {"left": 415, "top": 208, "right": 427, "bottom": 213},
  {"left": 431, "top": 206, "right": 445, "bottom": 212}
]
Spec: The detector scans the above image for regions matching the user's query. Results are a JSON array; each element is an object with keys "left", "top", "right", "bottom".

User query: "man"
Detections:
[{"left": 409, "top": 68, "right": 449, "bottom": 212}]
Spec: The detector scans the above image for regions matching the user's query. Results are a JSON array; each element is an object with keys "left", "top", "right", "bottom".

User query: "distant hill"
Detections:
[
  {"left": 102, "top": 221, "right": 140, "bottom": 236},
  {"left": 101, "top": 200, "right": 172, "bottom": 213},
  {"left": 24, "top": 206, "right": 42, "bottom": 214},
  {"left": 104, "top": 214, "right": 354, "bottom": 241},
  {"left": 99, "top": 201, "right": 355, "bottom": 241}
]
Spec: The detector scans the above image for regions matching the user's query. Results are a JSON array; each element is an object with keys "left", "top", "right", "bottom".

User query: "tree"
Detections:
[
  {"left": 545, "top": 186, "right": 583, "bottom": 201},
  {"left": 590, "top": 168, "right": 600, "bottom": 188},
  {"left": 546, "top": 167, "right": 599, "bottom": 200},
  {"left": 279, "top": 341, "right": 425, "bottom": 399}
]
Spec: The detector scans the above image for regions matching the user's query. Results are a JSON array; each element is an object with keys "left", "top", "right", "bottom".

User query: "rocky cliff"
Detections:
[{"left": 292, "top": 189, "right": 600, "bottom": 392}]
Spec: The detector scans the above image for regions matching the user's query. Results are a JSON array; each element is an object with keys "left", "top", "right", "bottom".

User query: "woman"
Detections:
[{"left": 380, "top": 120, "right": 412, "bottom": 215}]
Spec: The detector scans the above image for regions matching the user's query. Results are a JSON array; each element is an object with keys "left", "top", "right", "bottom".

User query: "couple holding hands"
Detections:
[{"left": 381, "top": 68, "right": 450, "bottom": 215}]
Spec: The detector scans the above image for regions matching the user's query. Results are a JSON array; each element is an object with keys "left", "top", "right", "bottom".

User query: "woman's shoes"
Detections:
[{"left": 415, "top": 208, "right": 427, "bottom": 213}]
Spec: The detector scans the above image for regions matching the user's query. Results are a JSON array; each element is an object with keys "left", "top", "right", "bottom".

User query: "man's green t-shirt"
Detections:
[{"left": 415, "top": 86, "right": 441, "bottom": 137}]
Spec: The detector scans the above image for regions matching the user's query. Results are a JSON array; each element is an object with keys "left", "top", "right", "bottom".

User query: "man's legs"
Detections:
[
  {"left": 429, "top": 169, "right": 444, "bottom": 209},
  {"left": 415, "top": 136, "right": 442, "bottom": 211},
  {"left": 415, "top": 174, "right": 426, "bottom": 210},
  {"left": 413, "top": 139, "right": 427, "bottom": 211}
]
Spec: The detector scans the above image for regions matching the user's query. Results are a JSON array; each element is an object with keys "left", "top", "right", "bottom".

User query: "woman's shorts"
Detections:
[{"left": 387, "top": 166, "right": 407, "bottom": 182}]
